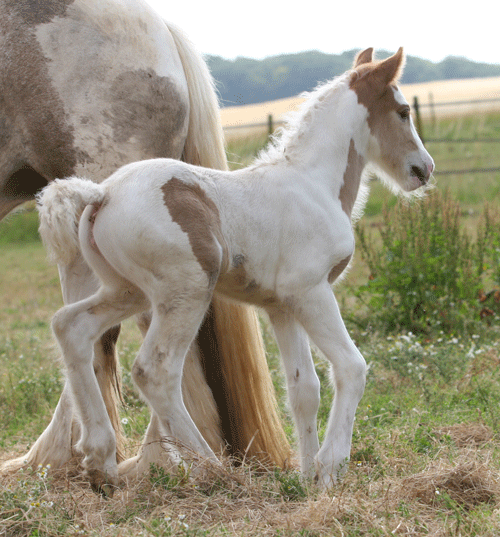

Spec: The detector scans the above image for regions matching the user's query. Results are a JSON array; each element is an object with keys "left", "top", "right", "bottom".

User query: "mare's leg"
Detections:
[
  {"left": 51, "top": 282, "right": 147, "bottom": 486},
  {"left": 131, "top": 295, "right": 218, "bottom": 464},
  {"left": 294, "top": 284, "right": 366, "bottom": 488},
  {"left": 267, "top": 310, "right": 320, "bottom": 478}
]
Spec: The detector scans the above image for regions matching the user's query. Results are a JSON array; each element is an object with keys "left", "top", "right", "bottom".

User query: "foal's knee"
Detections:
[
  {"left": 334, "top": 349, "right": 366, "bottom": 402},
  {"left": 52, "top": 306, "right": 95, "bottom": 369},
  {"left": 289, "top": 369, "right": 321, "bottom": 418},
  {"left": 131, "top": 360, "right": 149, "bottom": 391}
]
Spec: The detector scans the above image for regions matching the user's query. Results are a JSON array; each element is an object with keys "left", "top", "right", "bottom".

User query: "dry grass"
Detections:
[
  {"left": 435, "top": 423, "right": 494, "bottom": 448},
  {"left": 2, "top": 440, "right": 499, "bottom": 536},
  {"left": 399, "top": 452, "right": 498, "bottom": 511}
]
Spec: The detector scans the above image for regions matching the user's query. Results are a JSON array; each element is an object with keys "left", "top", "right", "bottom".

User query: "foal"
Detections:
[{"left": 38, "top": 47, "right": 434, "bottom": 488}]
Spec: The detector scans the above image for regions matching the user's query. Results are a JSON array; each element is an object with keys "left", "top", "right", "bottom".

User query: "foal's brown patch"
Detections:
[
  {"left": 339, "top": 140, "right": 364, "bottom": 217},
  {"left": 328, "top": 255, "right": 352, "bottom": 284},
  {"left": 162, "top": 178, "right": 227, "bottom": 285}
]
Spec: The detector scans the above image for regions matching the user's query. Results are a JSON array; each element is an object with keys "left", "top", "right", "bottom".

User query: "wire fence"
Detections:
[
  {"left": 223, "top": 96, "right": 500, "bottom": 178},
  {"left": 412, "top": 96, "right": 500, "bottom": 177}
]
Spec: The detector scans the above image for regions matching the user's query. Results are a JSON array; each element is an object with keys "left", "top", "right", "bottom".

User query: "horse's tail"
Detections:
[
  {"left": 37, "top": 177, "right": 105, "bottom": 265},
  {"left": 167, "top": 22, "right": 292, "bottom": 467},
  {"left": 166, "top": 22, "right": 227, "bottom": 171}
]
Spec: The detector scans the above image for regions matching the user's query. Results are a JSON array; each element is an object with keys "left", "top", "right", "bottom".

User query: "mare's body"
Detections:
[{"left": 1, "top": 0, "right": 289, "bottom": 478}]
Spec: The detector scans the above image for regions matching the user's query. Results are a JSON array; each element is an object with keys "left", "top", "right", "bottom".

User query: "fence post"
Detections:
[
  {"left": 429, "top": 92, "right": 436, "bottom": 131},
  {"left": 413, "top": 96, "right": 425, "bottom": 145},
  {"left": 268, "top": 114, "right": 274, "bottom": 136}
]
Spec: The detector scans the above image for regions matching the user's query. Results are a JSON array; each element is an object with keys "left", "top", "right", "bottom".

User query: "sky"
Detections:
[{"left": 143, "top": 0, "right": 498, "bottom": 65}]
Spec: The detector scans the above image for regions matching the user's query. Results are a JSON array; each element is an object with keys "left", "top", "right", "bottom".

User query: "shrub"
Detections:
[{"left": 354, "top": 189, "right": 499, "bottom": 335}]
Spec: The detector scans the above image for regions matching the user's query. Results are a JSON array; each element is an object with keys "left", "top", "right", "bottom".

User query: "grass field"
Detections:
[{"left": 1, "top": 110, "right": 500, "bottom": 536}]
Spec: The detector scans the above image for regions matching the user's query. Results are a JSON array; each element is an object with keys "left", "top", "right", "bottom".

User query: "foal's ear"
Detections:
[
  {"left": 353, "top": 48, "right": 374, "bottom": 67},
  {"left": 373, "top": 47, "right": 405, "bottom": 85}
]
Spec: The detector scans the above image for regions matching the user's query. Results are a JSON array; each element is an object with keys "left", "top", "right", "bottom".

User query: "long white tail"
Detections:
[
  {"left": 165, "top": 22, "right": 228, "bottom": 171},
  {"left": 37, "top": 177, "right": 105, "bottom": 265}
]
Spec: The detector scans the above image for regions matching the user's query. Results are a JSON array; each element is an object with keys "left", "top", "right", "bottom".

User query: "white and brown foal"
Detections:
[{"left": 38, "top": 48, "right": 434, "bottom": 488}]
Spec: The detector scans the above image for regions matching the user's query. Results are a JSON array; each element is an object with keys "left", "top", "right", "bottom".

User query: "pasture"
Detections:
[{"left": 1, "top": 111, "right": 500, "bottom": 536}]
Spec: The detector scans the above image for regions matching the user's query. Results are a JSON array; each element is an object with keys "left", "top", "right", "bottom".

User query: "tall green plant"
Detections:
[{"left": 355, "top": 189, "right": 491, "bottom": 334}]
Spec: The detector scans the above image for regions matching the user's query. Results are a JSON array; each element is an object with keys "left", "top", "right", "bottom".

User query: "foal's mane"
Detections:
[{"left": 253, "top": 71, "right": 353, "bottom": 167}]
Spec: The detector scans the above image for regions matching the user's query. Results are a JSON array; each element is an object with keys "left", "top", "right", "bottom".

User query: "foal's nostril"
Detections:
[{"left": 411, "top": 165, "right": 427, "bottom": 184}]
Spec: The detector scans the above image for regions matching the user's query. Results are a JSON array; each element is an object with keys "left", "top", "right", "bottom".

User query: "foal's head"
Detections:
[{"left": 350, "top": 48, "right": 434, "bottom": 192}]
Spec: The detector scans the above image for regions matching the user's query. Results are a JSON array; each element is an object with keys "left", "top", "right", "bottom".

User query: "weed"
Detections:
[
  {"left": 149, "top": 463, "right": 191, "bottom": 491},
  {"left": 272, "top": 468, "right": 308, "bottom": 501},
  {"left": 355, "top": 188, "right": 500, "bottom": 335}
]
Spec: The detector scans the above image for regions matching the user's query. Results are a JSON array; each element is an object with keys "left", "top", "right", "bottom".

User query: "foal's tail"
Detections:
[{"left": 37, "top": 177, "right": 105, "bottom": 266}]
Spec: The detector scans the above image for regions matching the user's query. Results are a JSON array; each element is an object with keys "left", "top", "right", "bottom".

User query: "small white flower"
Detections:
[{"left": 121, "top": 418, "right": 129, "bottom": 425}]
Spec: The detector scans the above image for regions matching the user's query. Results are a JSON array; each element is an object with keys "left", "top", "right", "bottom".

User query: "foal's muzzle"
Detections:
[{"left": 411, "top": 163, "right": 432, "bottom": 185}]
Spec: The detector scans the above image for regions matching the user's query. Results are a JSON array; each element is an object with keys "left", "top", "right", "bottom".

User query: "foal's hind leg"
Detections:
[
  {"left": 51, "top": 283, "right": 148, "bottom": 487},
  {"left": 118, "top": 313, "right": 222, "bottom": 480},
  {"left": 294, "top": 284, "right": 366, "bottom": 488},
  {"left": 1, "top": 255, "right": 117, "bottom": 474},
  {"left": 131, "top": 294, "right": 218, "bottom": 464}
]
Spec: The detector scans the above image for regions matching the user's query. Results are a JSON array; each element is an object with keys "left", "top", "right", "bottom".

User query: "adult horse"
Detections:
[{"left": 0, "top": 0, "right": 290, "bottom": 477}]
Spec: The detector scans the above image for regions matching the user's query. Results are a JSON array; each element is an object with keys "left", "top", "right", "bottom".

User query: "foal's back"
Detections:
[{"left": 88, "top": 160, "right": 224, "bottom": 294}]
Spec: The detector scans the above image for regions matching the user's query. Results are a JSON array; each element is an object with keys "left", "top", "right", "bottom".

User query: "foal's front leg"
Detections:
[
  {"left": 295, "top": 284, "right": 367, "bottom": 488},
  {"left": 268, "top": 310, "right": 320, "bottom": 478}
]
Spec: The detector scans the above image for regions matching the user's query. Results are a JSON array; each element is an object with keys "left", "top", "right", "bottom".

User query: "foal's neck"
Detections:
[{"left": 280, "top": 81, "right": 368, "bottom": 207}]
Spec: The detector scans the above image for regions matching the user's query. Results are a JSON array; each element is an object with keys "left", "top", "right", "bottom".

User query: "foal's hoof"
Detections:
[
  {"left": 86, "top": 469, "right": 118, "bottom": 497},
  {"left": 91, "top": 481, "right": 116, "bottom": 498}
]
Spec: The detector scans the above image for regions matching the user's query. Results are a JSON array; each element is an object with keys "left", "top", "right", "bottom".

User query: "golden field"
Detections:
[{"left": 221, "top": 76, "right": 500, "bottom": 137}]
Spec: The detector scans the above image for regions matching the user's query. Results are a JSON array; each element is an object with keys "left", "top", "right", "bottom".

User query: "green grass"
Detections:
[
  {"left": 0, "top": 204, "right": 40, "bottom": 244},
  {"left": 1, "top": 111, "right": 500, "bottom": 535},
  {"left": 425, "top": 112, "right": 500, "bottom": 210}
]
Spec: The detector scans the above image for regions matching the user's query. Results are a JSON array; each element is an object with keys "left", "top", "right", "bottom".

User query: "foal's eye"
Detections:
[{"left": 398, "top": 107, "right": 410, "bottom": 121}]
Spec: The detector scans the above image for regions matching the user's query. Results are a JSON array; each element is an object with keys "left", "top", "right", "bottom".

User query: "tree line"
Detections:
[{"left": 206, "top": 50, "right": 500, "bottom": 107}]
